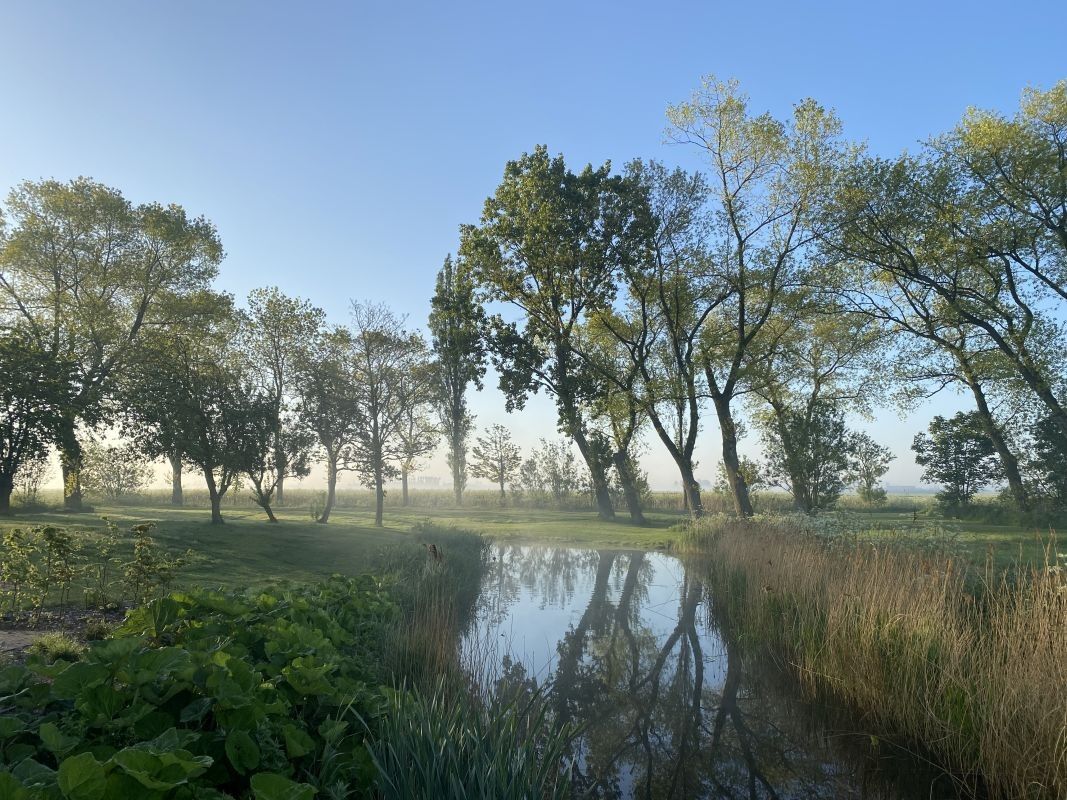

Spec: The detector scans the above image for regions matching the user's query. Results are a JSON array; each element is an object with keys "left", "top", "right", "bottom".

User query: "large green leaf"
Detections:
[
  {"left": 225, "top": 729, "right": 260, "bottom": 774},
  {"left": 57, "top": 752, "right": 107, "bottom": 800},
  {"left": 249, "top": 772, "right": 315, "bottom": 800}
]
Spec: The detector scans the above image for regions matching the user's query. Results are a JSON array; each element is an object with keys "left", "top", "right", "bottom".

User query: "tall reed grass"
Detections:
[{"left": 683, "top": 517, "right": 1067, "bottom": 799}]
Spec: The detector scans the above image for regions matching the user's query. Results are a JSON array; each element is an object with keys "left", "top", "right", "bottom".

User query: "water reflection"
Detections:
[{"left": 464, "top": 544, "right": 964, "bottom": 800}]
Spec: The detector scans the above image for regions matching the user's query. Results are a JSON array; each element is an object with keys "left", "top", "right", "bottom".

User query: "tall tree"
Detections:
[
  {"left": 576, "top": 316, "right": 648, "bottom": 524},
  {"left": 344, "top": 301, "right": 427, "bottom": 527},
  {"left": 294, "top": 325, "right": 362, "bottom": 524},
  {"left": 469, "top": 424, "right": 522, "bottom": 503},
  {"left": 600, "top": 161, "right": 718, "bottom": 518},
  {"left": 428, "top": 255, "right": 486, "bottom": 506},
  {"left": 123, "top": 301, "right": 271, "bottom": 524},
  {"left": 461, "top": 145, "right": 648, "bottom": 521},
  {"left": 0, "top": 332, "right": 73, "bottom": 514},
  {"left": 668, "top": 77, "right": 852, "bottom": 517},
  {"left": 242, "top": 287, "right": 325, "bottom": 506},
  {"left": 394, "top": 352, "right": 440, "bottom": 507},
  {"left": 0, "top": 178, "right": 222, "bottom": 510}
]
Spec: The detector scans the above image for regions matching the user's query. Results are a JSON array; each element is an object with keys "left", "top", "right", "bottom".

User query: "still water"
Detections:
[{"left": 462, "top": 544, "right": 965, "bottom": 800}]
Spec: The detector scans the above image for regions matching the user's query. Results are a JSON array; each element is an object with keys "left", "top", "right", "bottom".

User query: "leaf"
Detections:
[
  {"left": 249, "top": 772, "right": 315, "bottom": 800},
  {"left": 0, "top": 716, "right": 26, "bottom": 738},
  {"left": 57, "top": 752, "right": 107, "bottom": 800},
  {"left": 39, "top": 722, "right": 79, "bottom": 756},
  {"left": 282, "top": 725, "right": 315, "bottom": 759},
  {"left": 225, "top": 729, "right": 260, "bottom": 774},
  {"left": 0, "top": 771, "right": 28, "bottom": 800},
  {"left": 50, "top": 662, "right": 110, "bottom": 700}
]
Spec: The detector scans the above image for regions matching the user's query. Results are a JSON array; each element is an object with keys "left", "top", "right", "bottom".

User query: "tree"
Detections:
[
  {"left": 13, "top": 450, "right": 51, "bottom": 508},
  {"left": 394, "top": 354, "right": 440, "bottom": 507},
  {"left": 428, "top": 255, "right": 486, "bottom": 506},
  {"left": 1025, "top": 414, "right": 1067, "bottom": 509},
  {"left": 827, "top": 150, "right": 1067, "bottom": 444},
  {"left": 851, "top": 433, "right": 895, "bottom": 505},
  {"left": 80, "top": 440, "right": 153, "bottom": 499},
  {"left": 597, "top": 161, "right": 715, "bottom": 518},
  {"left": 461, "top": 145, "right": 648, "bottom": 521},
  {"left": 759, "top": 400, "right": 856, "bottom": 512},
  {"left": 243, "top": 414, "right": 315, "bottom": 523},
  {"left": 747, "top": 308, "right": 885, "bottom": 511},
  {"left": 294, "top": 325, "right": 362, "bottom": 524},
  {"left": 344, "top": 302, "right": 427, "bottom": 527},
  {"left": 668, "top": 77, "right": 852, "bottom": 517},
  {"left": 242, "top": 288, "right": 325, "bottom": 507},
  {"left": 123, "top": 300, "right": 270, "bottom": 524},
  {"left": 0, "top": 178, "right": 222, "bottom": 510},
  {"left": 0, "top": 333, "right": 73, "bottom": 514},
  {"left": 521, "top": 438, "right": 586, "bottom": 508},
  {"left": 470, "top": 424, "right": 522, "bottom": 503},
  {"left": 577, "top": 315, "right": 648, "bottom": 524},
  {"left": 912, "top": 412, "right": 1001, "bottom": 509}
]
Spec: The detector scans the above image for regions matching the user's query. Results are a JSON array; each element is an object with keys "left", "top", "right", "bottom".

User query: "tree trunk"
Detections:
[
  {"left": 169, "top": 452, "right": 184, "bottom": 507},
  {"left": 374, "top": 469, "right": 385, "bottom": 527},
  {"left": 205, "top": 472, "right": 225, "bottom": 525},
  {"left": 645, "top": 408, "right": 703, "bottom": 518},
  {"left": 967, "top": 378, "right": 1030, "bottom": 512},
  {"left": 401, "top": 467, "right": 410, "bottom": 507},
  {"left": 0, "top": 473, "right": 13, "bottom": 515},
  {"left": 451, "top": 430, "right": 465, "bottom": 506},
  {"left": 259, "top": 500, "right": 278, "bottom": 523},
  {"left": 711, "top": 393, "right": 753, "bottom": 517},
  {"left": 570, "top": 428, "right": 615, "bottom": 521},
  {"left": 768, "top": 401, "right": 812, "bottom": 513},
  {"left": 276, "top": 475, "right": 285, "bottom": 507},
  {"left": 57, "top": 419, "right": 85, "bottom": 512},
  {"left": 612, "top": 450, "right": 646, "bottom": 525},
  {"left": 318, "top": 458, "right": 337, "bottom": 524}
]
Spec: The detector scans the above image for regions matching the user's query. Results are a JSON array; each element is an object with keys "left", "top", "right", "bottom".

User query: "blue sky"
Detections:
[{"left": 2, "top": 1, "right": 1063, "bottom": 490}]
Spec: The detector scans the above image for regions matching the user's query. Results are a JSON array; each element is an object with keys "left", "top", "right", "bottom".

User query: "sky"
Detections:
[{"left": 1, "top": 1, "right": 1064, "bottom": 492}]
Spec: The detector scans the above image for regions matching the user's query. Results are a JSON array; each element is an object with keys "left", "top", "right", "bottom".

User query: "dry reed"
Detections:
[{"left": 684, "top": 517, "right": 1067, "bottom": 799}]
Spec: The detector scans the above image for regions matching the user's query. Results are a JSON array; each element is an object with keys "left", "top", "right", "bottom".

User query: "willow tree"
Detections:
[
  {"left": 461, "top": 145, "right": 648, "bottom": 521},
  {"left": 0, "top": 178, "right": 222, "bottom": 510},
  {"left": 667, "top": 77, "right": 852, "bottom": 516},
  {"left": 428, "top": 255, "right": 485, "bottom": 506}
]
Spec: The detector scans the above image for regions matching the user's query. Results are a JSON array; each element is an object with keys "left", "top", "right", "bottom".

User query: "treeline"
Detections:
[{"left": 1, "top": 77, "right": 1065, "bottom": 525}]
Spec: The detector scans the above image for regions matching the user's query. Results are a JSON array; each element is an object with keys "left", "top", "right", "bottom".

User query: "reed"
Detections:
[{"left": 684, "top": 516, "right": 1067, "bottom": 799}]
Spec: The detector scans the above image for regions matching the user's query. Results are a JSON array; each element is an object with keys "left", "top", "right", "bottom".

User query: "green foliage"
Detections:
[
  {"left": 913, "top": 412, "right": 1001, "bottom": 509},
  {"left": 79, "top": 441, "right": 152, "bottom": 500},
  {"left": 0, "top": 576, "right": 398, "bottom": 799},
  {"left": 468, "top": 425, "right": 522, "bottom": 500},
  {"left": 759, "top": 401, "right": 857, "bottom": 511},
  {"left": 366, "top": 683, "right": 574, "bottom": 800},
  {"left": 0, "top": 521, "right": 191, "bottom": 614}
]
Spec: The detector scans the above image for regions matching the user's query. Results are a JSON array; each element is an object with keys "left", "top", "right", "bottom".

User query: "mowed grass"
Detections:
[
  {"left": 0, "top": 499, "right": 684, "bottom": 592},
  {"left": 1, "top": 490, "right": 1058, "bottom": 590}
]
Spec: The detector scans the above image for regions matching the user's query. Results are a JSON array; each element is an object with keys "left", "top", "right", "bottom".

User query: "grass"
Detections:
[
  {"left": 1, "top": 490, "right": 1061, "bottom": 593},
  {"left": 686, "top": 515, "right": 1067, "bottom": 800}
]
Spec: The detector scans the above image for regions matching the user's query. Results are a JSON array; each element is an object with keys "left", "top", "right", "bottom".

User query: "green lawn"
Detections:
[
  {"left": 1, "top": 496, "right": 1058, "bottom": 594},
  {"left": 0, "top": 501, "right": 684, "bottom": 592}
]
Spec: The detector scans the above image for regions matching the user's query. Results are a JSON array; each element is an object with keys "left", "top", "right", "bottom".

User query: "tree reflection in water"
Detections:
[{"left": 465, "top": 545, "right": 964, "bottom": 800}]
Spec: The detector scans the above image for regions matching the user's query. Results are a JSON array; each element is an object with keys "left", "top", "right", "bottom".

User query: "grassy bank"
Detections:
[{"left": 684, "top": 517, "right": 1067, "bottom": 800}]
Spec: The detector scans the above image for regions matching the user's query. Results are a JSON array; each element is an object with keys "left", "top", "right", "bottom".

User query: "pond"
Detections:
[{"left": 462, "top": 544, "right": 968, "bottom": 800}]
